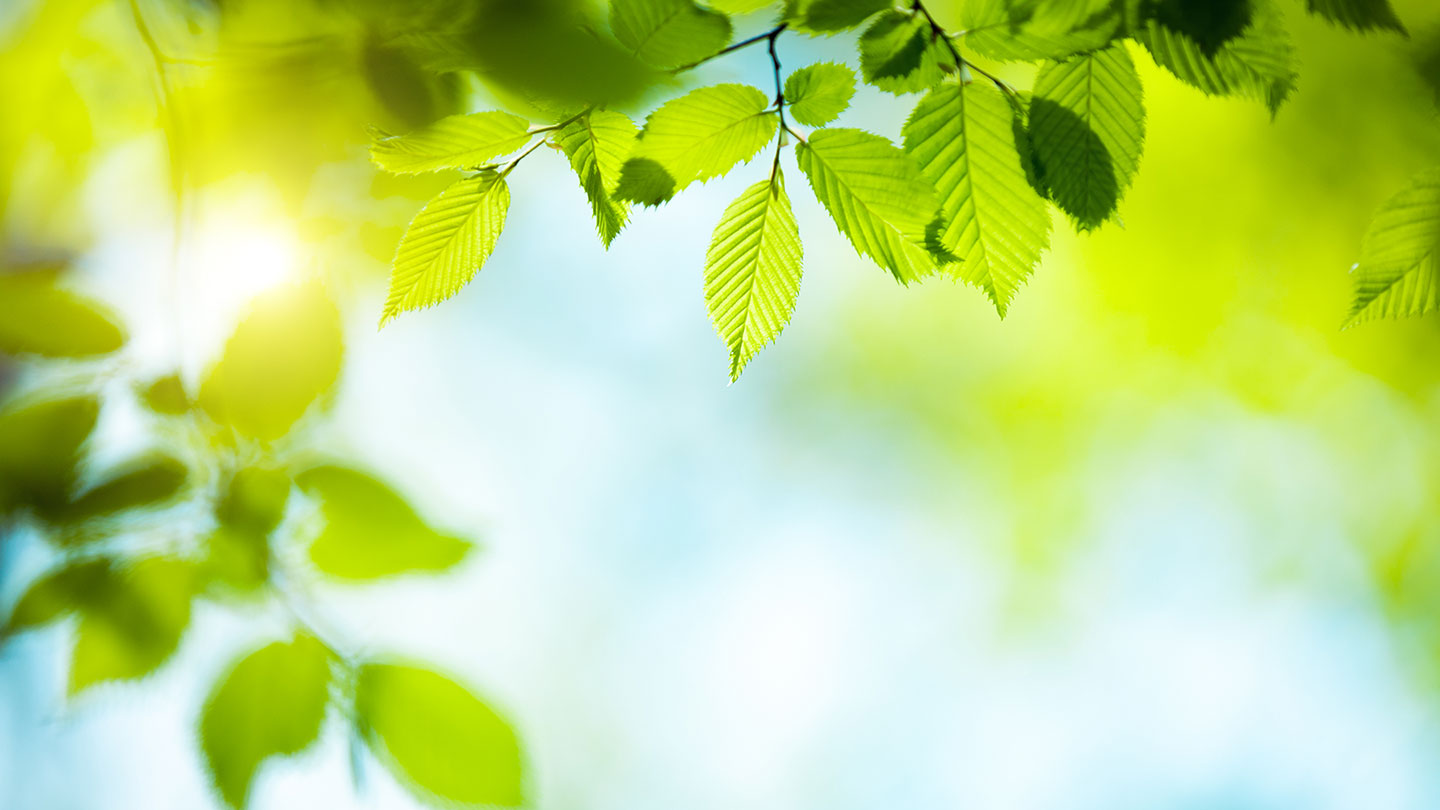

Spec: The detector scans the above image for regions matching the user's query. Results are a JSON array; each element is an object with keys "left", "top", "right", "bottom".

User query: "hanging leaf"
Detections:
[
  {"left": 381, "top": 172, "right": 510, "bottom": 326},
  {"left": 1029, "top": 44, "right": 1146, "bottom": 230},
  {"left": 370, "top": 111, "right": 532, "bottom": 175},
  {"left": 960, "top": 0, "right": 1123, "bottom": 62},
  {"left": 1345, "top": 167, "right": 1440, "bottom": 326},
  {"left": 857, "top": 9, "right": 955, "bottom": 95},
  {"left": 0, "top": 270, "right": 126, "bottom": 358},
  {"left": 1137, "top": 1, "right": 1298, "bottom": 115},
  {"left": 356, "top": 663, "right": 524, "bottom": 807},
  {"left": 200, "top": 635, "right": 333, "bottom": 809},
  {"left": 554, "top": 110, "right": 639, "bottom": 248},
  {"left": 67, "top": 557, "right": 197, "bottom": 694},
  {"left": 786, "top": 0, "right": 891, "bottom": 33},
  {"left": 795, "top": 127, "right": 940, "bottom": 283},
  {"left": 296, "top": 465, "right": 470, "bottom": 580},
  {"left": 784, "top": 62, "right": 856, "bottom": 127},
  {"left": 0, "top": 394, "right": 98, "bottom": 517},
  {"left": 704, "top": 169, "right": 803, "bottom": 381},
  {"left": 199, "top": 281, "right": 344, "bottom": 442},
  {"left": 615, "top": 84, "right": 778, "bottom": 204},
  {"left": 903, "top": 82, "right": 1052, "bottom": 316},
  {"left": 611, "top": 0, "right": 733, "bottom": 69}
]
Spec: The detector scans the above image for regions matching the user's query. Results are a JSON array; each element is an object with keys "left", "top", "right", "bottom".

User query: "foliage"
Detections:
[
  {"left": 360, "top": 0, "right": 1420, "bottom": 378},
  {"left": 0, "top": 272, "right": 521, "bottom": 809}
]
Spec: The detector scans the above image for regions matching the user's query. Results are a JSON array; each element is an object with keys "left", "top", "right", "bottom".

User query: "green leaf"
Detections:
[
  {"left": 1305, "top": 0, "right": 1406, "bottom": 35},
  {"left": 1136, "top": 1, "right": 1297, "bottom": 115},
  {"left": 370, "top": 111, "right": 532, "bottom": 175},
  {"left": 7, "top": 559, "right": 110, "bottom": 632},
  {"left": 786, "top": 0, "right": 891, "bottom": 32},
  {"left": 704, "top": 169, "right": 803, "bottom": 381},
  {"left": 857, "top": 9, "right": 956, "bottom": 95},
  {"left": 200, "top": 635, "right": 332, "bottom": 809},
  {"left": 381, "top": 172, "right": 510, "bottom": 326},
  {"left": 296, "top": 466, "right": 470, "bottom": 580},
  {"left": 57, "top": 455, "right": 187, "bottom": 522},
  {"left": 903, "top": 83, "right": 1053, "bottom": 316},
  {"left": 554, "top": 109, "right": 639, "bottom": 248},
  {"left": 204, "top": 467, "right": 291, "bottom": 594},
  {"left": 611, "top": 0, "right": 733, "bottom": 69},
  {"left": 1029, "top": 44, "right": 1146, "bottom": 230},
  {"left": 69, "top": 557, "right": 196, "bottom": 694},
  {"left": 960, "top": 0, "right": 1123, "bottom": 62},
  {"left": 615, "top": 84, "right": 778, "bottom": 204},
  {"left": 137, "top": 374, "right": 191, "bottom": 415},
  {"left": 0, "top": 394, "right": 98, "bottom": 517},
  {"left": 713, "top": 0, "right": 774, "bottom": 12},
  {"left": 0, "top": 271, "right": 125, "bottom": 358},
  {"left": 1345, "top": 167, "right": 1440, "bottom": 326},
  {"left": 784, "top": 63, "right": 856, "bottom": 127},
  {"left": 356, "top": 663, "right": 523, "bottom": 807},
  {"left": 795, "top": 127, "right": 941, "bottom": 283},
  {"left": 200, "top": 281, "right": 343, "bottom": 442}
]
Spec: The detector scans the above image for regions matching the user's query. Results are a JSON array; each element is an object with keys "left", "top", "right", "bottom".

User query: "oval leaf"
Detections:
[{"left": 784, "top": 62, "right": 856, "bottom": 127}]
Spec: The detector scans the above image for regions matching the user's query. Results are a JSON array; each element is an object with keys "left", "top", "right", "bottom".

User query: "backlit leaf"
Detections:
[
  {"left": 795, "top": 127, "right": 940, "bottom": 283},
  {"left": 200, "top": 635, "right": 332, "bottom": 809},
  {"left": 1136, "top": 1, "right": 1298, "bottom": 115},
  {"left": 68, "top": 557, "right": 196, "bottom": 694},
  {"left": 0, "top": 394, "right": 98, "bottom": 516},
  {"left": 858, "top": 9, "right": 955, "bottom": 94},
  {"left": 704, "top": 169, "right": 803, "bottom": 381},
  {"left": 382, "top": 172, "right": 510, "bottom": 326},
  {"left": 960, "top": 0, "right": 1122, "bottom": 62},
  {"left": 370, "top": 111, "right": 532, "bottom": 175},
  {"left": 356, "top": 663, "right": 523, "bottom": 807},
  {"left": 0, "top": 271, "right": 125, "bottom": 358},
  {"left": 611, "top": 0, "right": 733, "bottom": 69},
  {"left": 555, "top": 109, "right": 639, "bottom": 248},
  {"left": 903, "top": 82, "right": 1053, "bottom": 315},
  {"left": 296, "top": 466, "right": 470, "bottom": 580},
  {"left": 1346, "top": 167, "right": 1440, "bottom": 326},
  {"left": 784, "top": 62, "right": 856, "bottom": 127}
]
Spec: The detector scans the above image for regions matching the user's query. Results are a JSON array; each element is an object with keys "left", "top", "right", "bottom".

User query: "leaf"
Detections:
[
  {"left": 381, "top": 172, "right": 510, "bottom": 326},
  {"left": 1345, "top": 167, "right": 1440, "bottom": 326},
  {"left": 199, "top": 281, "right": 343, "bottom": 442},
  {"left": 204, "top": 467, "right": 291, "bottom": 593},
  {"left": 786, "top": 0, "right": 891, "bottom": 32},
  {"left": 200, "top": 635, "right": 333, "bottom": 809},
  {"left": 857, "top": 9, "right": 955, "bottom": 95},
  {"left": 57, "top": 455, "right": 187, "bottom": 522},
  {"left": 138, "top": 374, "right": 191, "bottom": 415},
  {"left": 69, "top": 557, "right": 196, "bottom": 694},
  {"left": 615, "top": 84, "right": 778, "bottom": 204},
  {"left": 554, "top": 110, "right": 639, "bottom": 248},
  {"left": 1305, "top": 0, "right": 1406, "bottom": 35},
  {"left": 1136, "top": 1, "right": 1298, "bottom": 115},
  {"left": 784, "top": 62, "right": 856, "bottom": 126},
  {"left": 370, "top": 111, "right": 531, "bottom": 175},
  {"left": 705, "top": 169, "right": 803, "bottom": 381},
  {"left": 356, "top": 663, "right": 523, "bottom": 807},
  {"left": 960, "top": 0, "right": 1123, "bottom": 62},
  {"left": 0, "top": 394, "right": 98, "bottom": 516},
  {"left": 0, "top": 270, "right": 125, "bottom": 358},
  {"left": 903, "top": 83, "right": 1053, "bottom": 316},
  {"left": 296, "top": 466, "right": 470, "bottom": 580},
  {"left": 611, "top": 0, "right": 733, "bottom": 69},
  {"left": 7, "top": 559, "right": 109, "bottom": 632},
  {"left": 1029, "top": 43, "right": 1146, "bottom": 230},
  {"left": 795, "top": 127, "right": 941, "bottom": 283}
]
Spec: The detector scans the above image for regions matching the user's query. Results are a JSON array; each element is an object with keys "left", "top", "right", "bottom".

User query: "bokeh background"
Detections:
[{"left": 4, "top": 0, "right": 1440, "bottom": 808}]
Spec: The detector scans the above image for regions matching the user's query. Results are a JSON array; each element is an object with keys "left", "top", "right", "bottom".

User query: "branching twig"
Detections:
[
  {"left": 911, "top": 0, "right": 1019, "bottom": 98},
  {"left": 673, "top": 23, "right": 788, "bottom": 73}
]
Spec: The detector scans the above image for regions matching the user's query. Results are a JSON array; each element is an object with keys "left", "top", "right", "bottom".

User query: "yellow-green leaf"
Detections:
[
  {"left": 554, "top": 109, "right": 639, "bottom": 248},
  {"left": 0, "top": 270, "right": 125, "bottom": 358},
  {"left": 370, "top": 111, "right": 531, "bottom": 174},
  {"left": 784, "top": 62, "right": 856, "bottom": 127},
  {"left": 611, "top": 0, "right": 733, "bottom": 69},
  {"left": 1346, "top": 167, "right": 1440, "bottom": 326}
]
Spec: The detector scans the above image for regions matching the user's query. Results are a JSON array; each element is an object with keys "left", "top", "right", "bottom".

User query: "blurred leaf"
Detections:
[
  {"left": 199, "top": 282, "right": 344, "bottom": 442},
  {"left": 713, "top": 0, "right": 774, "bottom": 11},
  {"left": 904, "top": 83, "right": 1053, "bottom": 316},
  {"left": 554, "top": 110, "right": 639, "bottom": 248},
  {"left": 704, "top": 170, "right": 803, "bottom": 381},
  {"left": 218, "top": 467, "right": 291, "bottom": 537},
  {"left": 370, "top": 111, "right": 532, "bottom": 175},
  {"left": 138, "top": 374, "right": 192, "bottom": 415},
  {"left": 784, "top": 63, "right": 856, "bottom": 127},
  {"left": 381, "top": 172, "right": 510, "bottom": 326},
  {"left": 857, "top": 9, "right": 955, "bottom": 95},
  {"left": 1029, "top": 44, "right": 1146, "bottom": 230},
  {"left": 1136, "top": 0, "right": 1297, "bottom": 115},
  {"left": 356, "top": 663, "right": 523, "bottom": 807},
  {"left": 0, "top": 394, "right": 98, "bottom": 516},
  {"left": 960, "top": 0, "right": 1123, "bottom": 62},
  {"left": 200, "top": 634, "right": 332, "bottom": 809},
  {"left": 1345, "top": 167, "right": 1440, "bottom": 326},
  {"left": 297, "top": 466, "right": 470, "bottom": 580},
  {"left": 58, "top": 456, "right": 188, "bottom": 523},
  {"left": 68, "top": 557, "right": 197, "bottom": 694},
  {"left": 0, "top": 271, "right": 125, "bottom": 358},
  {"left": 785, "top": 0, "right": 891, "bottom": 33},
  {"left": 362, "top": 36, "right": 465, "bottom": 130},
  {"left": 610, "top": 0, "right": 733, "bottom": 69},
  {"left": 6, "top": 559, "right": 109, "bottom": 632},
  {"left": 1304, "top": 0, "right": 1406, "bottom": 34},
  {"left": 794, "top": 128, "right": 940, "bottom": 283},
  {"left": 615, "top": 84, "right": 777, "bottom": 204}
]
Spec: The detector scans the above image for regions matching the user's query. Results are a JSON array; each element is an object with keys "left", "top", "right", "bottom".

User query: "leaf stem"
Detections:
[
  {"left": 767, "top": 24, "right": 789, "bottom": 133},
  {"left": 674, "top": 23, "right": 788, "bottom": 73},
  {"left": 498, "top": 137, "right": 552, "bottom": 178}
]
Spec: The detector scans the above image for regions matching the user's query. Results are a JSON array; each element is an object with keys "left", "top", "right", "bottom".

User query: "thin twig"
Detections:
[{"left": 673, "top": 23, "right": 787, "bottom": 73}]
